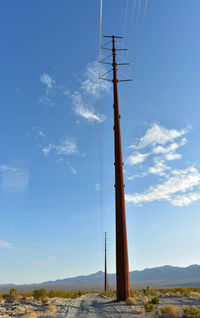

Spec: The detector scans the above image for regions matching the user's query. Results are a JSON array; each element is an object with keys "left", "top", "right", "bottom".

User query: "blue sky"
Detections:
[{"left": 0, "top": 0, "right": 200, "bottom": 285}]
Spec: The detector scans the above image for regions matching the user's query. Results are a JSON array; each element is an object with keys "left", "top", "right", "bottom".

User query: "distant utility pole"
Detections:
[
  {"left": 104, "top": 232, "right": 107, "bottom": 292},
  {"left": 100, "top": 35, "right": 131, "bottom": 301}
]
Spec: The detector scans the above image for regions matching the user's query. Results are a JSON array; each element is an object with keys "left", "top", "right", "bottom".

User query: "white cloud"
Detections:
[
  {"left": 40, "top": 74, "right": 55, "bottom": 89},
  {"left": 126, "top": 152, "right": 149, "bottom": 166},
  {"left": 152, "top": 138, "right": 187, "bottom": 155},
  {"left": 126, "top": 167, "right": 200, "bottom": 206},
  {"left": 0, "top": 240, "right": 15, "bottom": 249},
  {"left": 71, "top": 92, "right": 104, "bottom": 122},
  {"left": 81, "top": 61, "right": 111, "bottom": 97},
  {"left": 148, "top": 159, "right": 171, "bottom": 176},
  {"left": 38, "top": 96, "right": 55, "bottom": 107},
  {"left": 34, "top": 260, "right": 45, "bottom": 266},
  {"left": 165, "top": 153, "right": 182, "bottom": 161},
  {"left": 169, "top": 191, "right": 200, "bottom": 207},
  {"left": 127, "top": 172, "right": 147, "bottom": 180},
  {"left": 0, "top": 164, "right": 29, "bottom": 190},
  {"left": 130, "top": 124, "right": 188, "bottom": 149},
  {"left": 47, "top": 256, "right": 56, "bottom": 261},
  {"left": 38, "top": 131, "right": 45, "bottom": 137},
  {"left": 42, "top": 138, "right": 78, "bottom": 159},
  {"left": 67, "top": 162, "right": 77, "bottom": 175},
  {"left": 95, "top": 183, "right": 102, "bottom": 191}
]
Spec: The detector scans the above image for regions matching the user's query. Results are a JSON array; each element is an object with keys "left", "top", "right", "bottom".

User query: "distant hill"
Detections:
[
  {"left": 1, "top": 264, "right": 200, "bottom": 293},
  {"left": 41, "top": 264, "right": 200, "bottom": 285}
]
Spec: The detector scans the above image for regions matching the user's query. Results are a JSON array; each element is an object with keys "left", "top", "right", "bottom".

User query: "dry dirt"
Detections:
[{"left": 0, "top": 293, "right": 200, "bottom": 317}]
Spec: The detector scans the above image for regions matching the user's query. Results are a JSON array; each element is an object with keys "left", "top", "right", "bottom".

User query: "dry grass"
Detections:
[
  {"left": 143, "top": 296, "right": 149, "bottom": 302},
  {"left": 21, "top": 312, "right": 38, "bottom": 318},
  {"left": 48, "top": 303, "right": 57, "bottom": 312},
  {"left": 188, "top": 292, "right": 200, "bottom": 299},
  {"left": 161, "top": 305, "right": 179, "bottom": 318},
  {"left": 126, "top": 297, "right": 137, "bottom": 306},
  {"left": 14, "top": 306, "right": 26, "bottom": 315}
]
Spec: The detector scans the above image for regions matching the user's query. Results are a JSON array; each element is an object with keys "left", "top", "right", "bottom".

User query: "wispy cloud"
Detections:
[
  {"left": 42, "top": 137, "right": 78, "bottom": 159},
  {"left": 71, "top": 92, "right": 104, "bottom": 122},
  {"left": 0, "top": 164, "right": 29, "bottom": 190},
  {"left": 34, "top": 260, "right": 45, "bottom": 266},
  {"left": 47, "top": 256, "right": 56, "bottom": 261},
  {"left": 67, "top": 161, "right": 77, "bottom": 175},
  {"left": 0, "top": 240, "right": 15, "bottom": 249},
  {"left": 81, "top": 61, "right": 110, "bottom": 97},
  {"left": 40, "top": 74, "right": 55, "bottom": 89},
  {"left": 39, "top": 73, "right": 56, "bottom": 106},
  {"left": 34, "top": 256, "right": 56, "bottom": 266},
  {"left": 38, "top": 61, "right": 110, "bottom": 122},
  {"left": 69, "top": 61, "right": 110, "bottom": 122}
]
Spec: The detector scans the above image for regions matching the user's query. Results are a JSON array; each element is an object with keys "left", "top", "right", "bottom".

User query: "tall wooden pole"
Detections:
[
  {"left": 104, "top": 232, "right": 107, "bottom": 292},
  {"left": 112, "top": 36, "right": 130, "bottom": 301}
]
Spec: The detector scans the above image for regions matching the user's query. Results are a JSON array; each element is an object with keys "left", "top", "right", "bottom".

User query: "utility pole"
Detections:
[
  {"left": 104, "top": 232, "right": 107, "bottom": 292},
  {"left": 100, "top": 35, "right": 131, "bottom": 301}
]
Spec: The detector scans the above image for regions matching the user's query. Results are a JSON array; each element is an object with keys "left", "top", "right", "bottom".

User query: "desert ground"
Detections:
[{"left": 0, "top": 291, "right": 200, "bottom": 317}]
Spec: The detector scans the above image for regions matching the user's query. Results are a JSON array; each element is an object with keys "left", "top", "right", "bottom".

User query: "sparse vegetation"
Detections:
[
  {"left": 182, "top": 306, "right": 200, "bottom": 318},
  {"left": 101, "top": 290, "right": 116, "bottom": 297},
  {"left": 151, "top": 296, "right": 160, "bottom": 304},
  {"left": 143, "top": 301, "right": 155, "bottom": 312},
  {"left": 48, "top": 289, "right": 90, "bottom": 298},
  {"left": 160, "top": 305, "right": 179, "bottom": 318},
  {"left": 33, "top": 288, "right": 47, "bottom": 301}
]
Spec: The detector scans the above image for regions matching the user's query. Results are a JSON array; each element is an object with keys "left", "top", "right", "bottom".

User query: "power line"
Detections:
[{"left": 98, "top": 0, "right": 104, "bottom": 254}]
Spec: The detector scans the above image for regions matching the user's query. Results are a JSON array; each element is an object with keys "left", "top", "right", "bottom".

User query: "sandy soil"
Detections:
[{"left": 0, "top": 293, "right": 200, "bottom": 317}]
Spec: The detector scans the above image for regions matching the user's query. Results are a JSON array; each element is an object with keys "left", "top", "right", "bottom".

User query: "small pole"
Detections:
[{"left": 104, "top": 232, "right": 107, "bottom": 292}]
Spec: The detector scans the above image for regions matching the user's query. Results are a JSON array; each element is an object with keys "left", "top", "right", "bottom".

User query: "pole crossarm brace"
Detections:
[
  {"left": 99, "top": 77, "right": 112, "bottom": 81},
  {"left": 104, "top": 35, "right": 124, "bottom": 38},
  {"left": 99, "top": 35, "right": 132, "bottom": 83}
]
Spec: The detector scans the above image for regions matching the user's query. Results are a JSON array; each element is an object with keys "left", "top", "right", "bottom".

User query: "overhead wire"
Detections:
[
  {"left": 134, "top": 0, "right": 149, "bottom": 65},
  {"left": 122, "top": 0, "right": 149, "bottom": 151},
  {"left": 98, "top": 0, "right": 104, "bottom": 254},
  {"left": 122, "top": 0, "right": 129, "bottom": 50}
]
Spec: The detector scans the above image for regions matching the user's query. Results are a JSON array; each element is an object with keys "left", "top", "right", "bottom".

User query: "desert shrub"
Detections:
[
  {"left": 126, "top": 297, "right": 137, "bottom": 305},
  {"left": 130, "top": 290, "right": 136, "bottom": 298},
  {"left": 2, "top": 293, "right": 11, "bottom": 300},
  {"left": 20, "top": 292, "right": 33, "bottom": 298},
  {"left": 9, "top": 288, "right": 17, "bottom": 296},
  {"left": 151, "top": 296, "right": 160, "bottom": 304},
  {"left": 160, "top": 305, "right": 179, "bottom": 318},
  {"left": 42, "top": 298, "right": 48, "bottom": 304},
  {"left": 33, "top": 289, "right": 47, "bottom": 301},
  {"left": 182, "top": 306, "right": 200, "bottom": 318},
  {"left": 143, "top": 302, "right": 154, "bottom": 312}
]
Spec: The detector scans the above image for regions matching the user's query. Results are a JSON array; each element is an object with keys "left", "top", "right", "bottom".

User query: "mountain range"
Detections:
[{"left": 1, "top": 265, "right": 200, "bottom": 292}]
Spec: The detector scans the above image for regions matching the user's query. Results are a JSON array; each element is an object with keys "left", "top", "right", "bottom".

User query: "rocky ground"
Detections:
[{"left": 0, "top": 293, "right": 200, "bottom": 317}]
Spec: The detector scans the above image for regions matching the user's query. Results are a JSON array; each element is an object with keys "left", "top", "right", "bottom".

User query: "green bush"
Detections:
[
  {"left": 42, "top": 298, "right": 48, "bottom": 304},
  {"left": 143, "top": 302, "right": 154, "bottom": 312},
  {"left": 151, "top": 296, "right": 160, "bottom": 304},
  {"left": 9, "top": 288, "right": 17, "bottom": 296},
  {"left": 33, "top": 289, "right": 47, "bottom": 300},
  {"left": 183, "top": 306, "right": 200, "bottom": 318}
]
